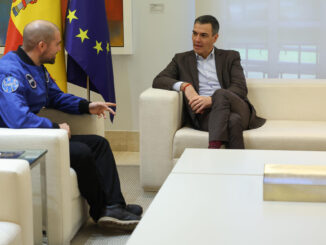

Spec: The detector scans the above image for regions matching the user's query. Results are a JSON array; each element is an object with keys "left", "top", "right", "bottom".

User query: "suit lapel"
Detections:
[
  {"left": 214, "top": 48, "right": 225, "bottom": 88},
  {"left": 188, "top": 51, "right": 200, "bottom": 91}
]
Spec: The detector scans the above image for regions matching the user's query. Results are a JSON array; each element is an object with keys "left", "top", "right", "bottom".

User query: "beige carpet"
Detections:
[{"left": 71, "top": 165, "right": 156, "bottom": 245}]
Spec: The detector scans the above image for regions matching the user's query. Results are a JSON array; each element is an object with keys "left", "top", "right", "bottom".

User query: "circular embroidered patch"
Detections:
[{"left": 2, "top": 76, "right": 19, "bottom": 93}]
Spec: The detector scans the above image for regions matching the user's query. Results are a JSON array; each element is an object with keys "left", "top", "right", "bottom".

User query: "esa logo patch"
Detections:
[
  {"left": 2, "top": 76, "right": 19, "bottom": 93},
  {"left": 26, "top": 74, "right": 37, "bottom": 88}
]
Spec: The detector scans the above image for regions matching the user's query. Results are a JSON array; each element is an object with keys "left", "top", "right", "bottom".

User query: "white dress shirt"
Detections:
[{"left": 173, "top": 49, "right": 221, "bottom": 96}]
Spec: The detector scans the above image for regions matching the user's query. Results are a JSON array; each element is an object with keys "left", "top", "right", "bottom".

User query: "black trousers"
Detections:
[
  {"left": 197, "top": 89, "right": 250, "bottom": 149},
  {"left": 69, "top": 135, "right": 125, "bottom": 221}
]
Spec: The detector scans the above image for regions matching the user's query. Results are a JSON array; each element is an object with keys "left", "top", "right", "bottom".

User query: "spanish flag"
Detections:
[{"left": 4, "top": 0, "right": 67, "bottom": 92}]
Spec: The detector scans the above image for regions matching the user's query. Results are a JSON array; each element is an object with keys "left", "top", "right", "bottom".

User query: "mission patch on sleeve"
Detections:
[{"left": 2, "top": 76, "right": 19, "bottom": 93}]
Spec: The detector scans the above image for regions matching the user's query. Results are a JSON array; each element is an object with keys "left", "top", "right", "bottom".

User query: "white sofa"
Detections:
[
  {"left": 140, "top": 79, "right": 326, "bottom": 190},
  {"left": 0, "top": 109, "right": 104, "bottom": 245},
  {"left": 0, "top": 159, "right": 33, "bottom": 245}
]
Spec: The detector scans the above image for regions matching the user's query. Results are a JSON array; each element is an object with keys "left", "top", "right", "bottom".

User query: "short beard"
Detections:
[
  {"left": 46, "top": 58, "right": 56, "bottom": 64},
  {"left": 39, "top": 51, "right": 56, "bottom": 65},
  {"left": 39, "top": 56, "right": 56, "bottom": 65}
]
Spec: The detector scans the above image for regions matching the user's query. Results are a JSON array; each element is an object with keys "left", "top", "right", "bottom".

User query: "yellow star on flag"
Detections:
[
  {"left": 94, "top": 40, "right": 103, "bottom": 55},
  {"left": 76, "top": 28, "right": 90, "bottom": 43},
  {"left": 66, "top": 9, "right": 78, "bottom": 24},
  {"left": 106, "top": 42, "right": 110, "bottom": 53}
]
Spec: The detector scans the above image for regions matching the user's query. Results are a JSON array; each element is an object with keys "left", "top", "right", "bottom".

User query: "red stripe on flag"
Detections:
[
  {"left": 4, "top": 17, "right": 23, "bottom": 55},
  {"left": 61, "top": 0, "right": 68, "bottom": 32}
]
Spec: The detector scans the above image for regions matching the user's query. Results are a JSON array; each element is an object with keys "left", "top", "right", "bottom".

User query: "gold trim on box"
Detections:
[{"left": 263, "top": 164, "right": 326, "bottom": 202}]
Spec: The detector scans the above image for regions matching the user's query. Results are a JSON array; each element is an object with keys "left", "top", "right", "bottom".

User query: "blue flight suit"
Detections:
[
  {"left": 0, "top": 50, "right": 86, "bottom": 128},
  {"left": 0, "top": 47, "right": 126, "bottom": 221}
]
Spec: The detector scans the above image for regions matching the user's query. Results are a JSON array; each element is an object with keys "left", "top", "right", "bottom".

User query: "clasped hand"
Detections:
[
  {"left": 189, "top": 95, "right": 212, "bottom": 114},
  {"left": 184, "top": 84, "right": 212, "bottom": 114}
]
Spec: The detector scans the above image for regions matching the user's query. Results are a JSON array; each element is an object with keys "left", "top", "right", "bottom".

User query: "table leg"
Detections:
[
  {"left": 40, "top": 155, "right": 48, "bottom": 244},
  {"left": 31, "top": 162, "right": 43, "bottom": 245}
]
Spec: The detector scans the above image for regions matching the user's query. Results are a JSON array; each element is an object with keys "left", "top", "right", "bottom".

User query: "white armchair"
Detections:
[
  {"left": 0, "top": 109, "right": 104, "bottom": 245},
  {"left": 0, "top": 159, "right": 33, "bottom": 245},
  {"left": 139, "top": 88, "right": 183, "bottom": 191},
  {"left": 140, "top": 79, "right": 326, "bottom": 191}
]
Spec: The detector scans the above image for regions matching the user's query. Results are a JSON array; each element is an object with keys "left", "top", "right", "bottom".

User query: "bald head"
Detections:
[{"left": 23, "top": 20, "right": 59, "bottom": 52}]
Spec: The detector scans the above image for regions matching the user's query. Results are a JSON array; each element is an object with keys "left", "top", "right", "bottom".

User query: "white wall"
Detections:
[{"left": 69, "top": 0, "right": 195, "bottom": 131}]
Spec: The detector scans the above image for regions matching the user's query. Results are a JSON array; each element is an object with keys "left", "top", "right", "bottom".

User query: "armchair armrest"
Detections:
[
  {"left": 0, "top": 128, "right": 71, "bottom": 245},
  {"left": 139, "top": 88, "right": 183, "bottom": 190},
  {"left": 38, "top": 108, "right": 104, "bottom": 136},
  {"left": 0, "top": 159, "right": 33, "bottom": 245}
]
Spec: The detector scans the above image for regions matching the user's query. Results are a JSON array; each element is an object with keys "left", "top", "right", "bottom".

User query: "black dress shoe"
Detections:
[
  {"left": 126, "top": 204, "right": 143, "bottom": 216},
  {"left": 98, "top": 204, "right": 140, "bottom": 231}
]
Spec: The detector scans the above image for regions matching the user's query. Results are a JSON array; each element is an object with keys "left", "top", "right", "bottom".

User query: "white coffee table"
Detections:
[
  {"left": 173, "top": 149, "right": 326, "bottom": 175},
  {"left": 127, "top": 149, "right": 326, "bottom": 245}
]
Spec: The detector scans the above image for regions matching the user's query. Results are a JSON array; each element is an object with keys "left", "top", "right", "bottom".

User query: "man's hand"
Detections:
[
  {"left": 181, "top": 83, "right": 212, "bottom": 114},
  {"left": 89, "top": 102, "right": 116, "bottom": 119},
  {"left": 59, "top": 123, "right": 71, "bottom": 139},
  {"left": 189, "top": 95, "right": 212, "bottom": 114}
]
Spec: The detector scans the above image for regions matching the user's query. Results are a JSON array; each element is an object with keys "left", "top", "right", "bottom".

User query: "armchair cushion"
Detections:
[
  {"left": 0, "top": 159, "right": 33, "bottom": 245},
  {"left": 243, "top": 120, "right": 326, "bottom": 151},
  {"left": 173, "top": 127, "right": 208, "bottom": 159},
  {"left": 0, "top": 222, "right": 22, "bottom": 245}
]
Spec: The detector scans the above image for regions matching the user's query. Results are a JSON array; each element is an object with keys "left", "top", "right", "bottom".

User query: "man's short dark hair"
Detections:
[{"left": 194, "top": 15, "right": 219, "bottom": 35}]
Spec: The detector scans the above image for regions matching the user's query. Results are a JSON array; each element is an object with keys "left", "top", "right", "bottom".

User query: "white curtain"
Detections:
[{"left": 196, "top": 0, "right": 326, "bottom": 79}]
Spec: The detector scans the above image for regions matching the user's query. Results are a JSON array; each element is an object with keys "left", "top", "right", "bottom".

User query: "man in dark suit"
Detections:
[{"left": 153, "top": 15, "right": 265, "bottom": 149}]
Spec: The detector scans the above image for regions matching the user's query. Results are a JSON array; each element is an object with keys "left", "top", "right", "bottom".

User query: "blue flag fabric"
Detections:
[{"left": 65, "top": 0, "right": 115, "bottom": 120}]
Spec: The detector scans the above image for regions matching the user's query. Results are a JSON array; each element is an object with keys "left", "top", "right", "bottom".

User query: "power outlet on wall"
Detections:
[{"left": 150, "top": 3, "right": 164, "bottom": 14}]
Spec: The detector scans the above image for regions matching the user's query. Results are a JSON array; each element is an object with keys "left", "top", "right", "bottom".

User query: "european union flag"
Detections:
[{"left": 65, "top": 0, "right": 115, "bottom": 120}]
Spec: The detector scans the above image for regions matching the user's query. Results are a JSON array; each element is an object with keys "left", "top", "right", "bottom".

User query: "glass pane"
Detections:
[
  {"left": 248, "top": 48, "right": 268, "bottom": 61},
  {"left": 282, "top": 73, "right": 299, "bottom": 79},
  {"left": 279, "top": 50, "right": 299, "bottom": 63},
  {"left": 301, "top": 74, "right": 316, "bottom": 79},
  {"left": 232, "top": 47, "right": 246, "bottom": 59},
  {"left": 301, "top": 51, "right": 317, "bottom": 64}
]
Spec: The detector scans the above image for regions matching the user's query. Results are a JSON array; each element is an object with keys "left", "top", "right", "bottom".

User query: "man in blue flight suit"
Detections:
[{"left": 0, "top": 20, "right": 142, "bottom": 231}]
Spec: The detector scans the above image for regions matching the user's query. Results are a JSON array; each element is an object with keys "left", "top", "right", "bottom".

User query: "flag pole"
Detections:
[{"left": 86, "top": 76, "right": 90, "bottom": 101}]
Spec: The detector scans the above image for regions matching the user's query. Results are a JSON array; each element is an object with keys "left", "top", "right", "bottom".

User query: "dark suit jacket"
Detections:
[{"left": 153, "top": 47, "right": 265, "bottom": 129}]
